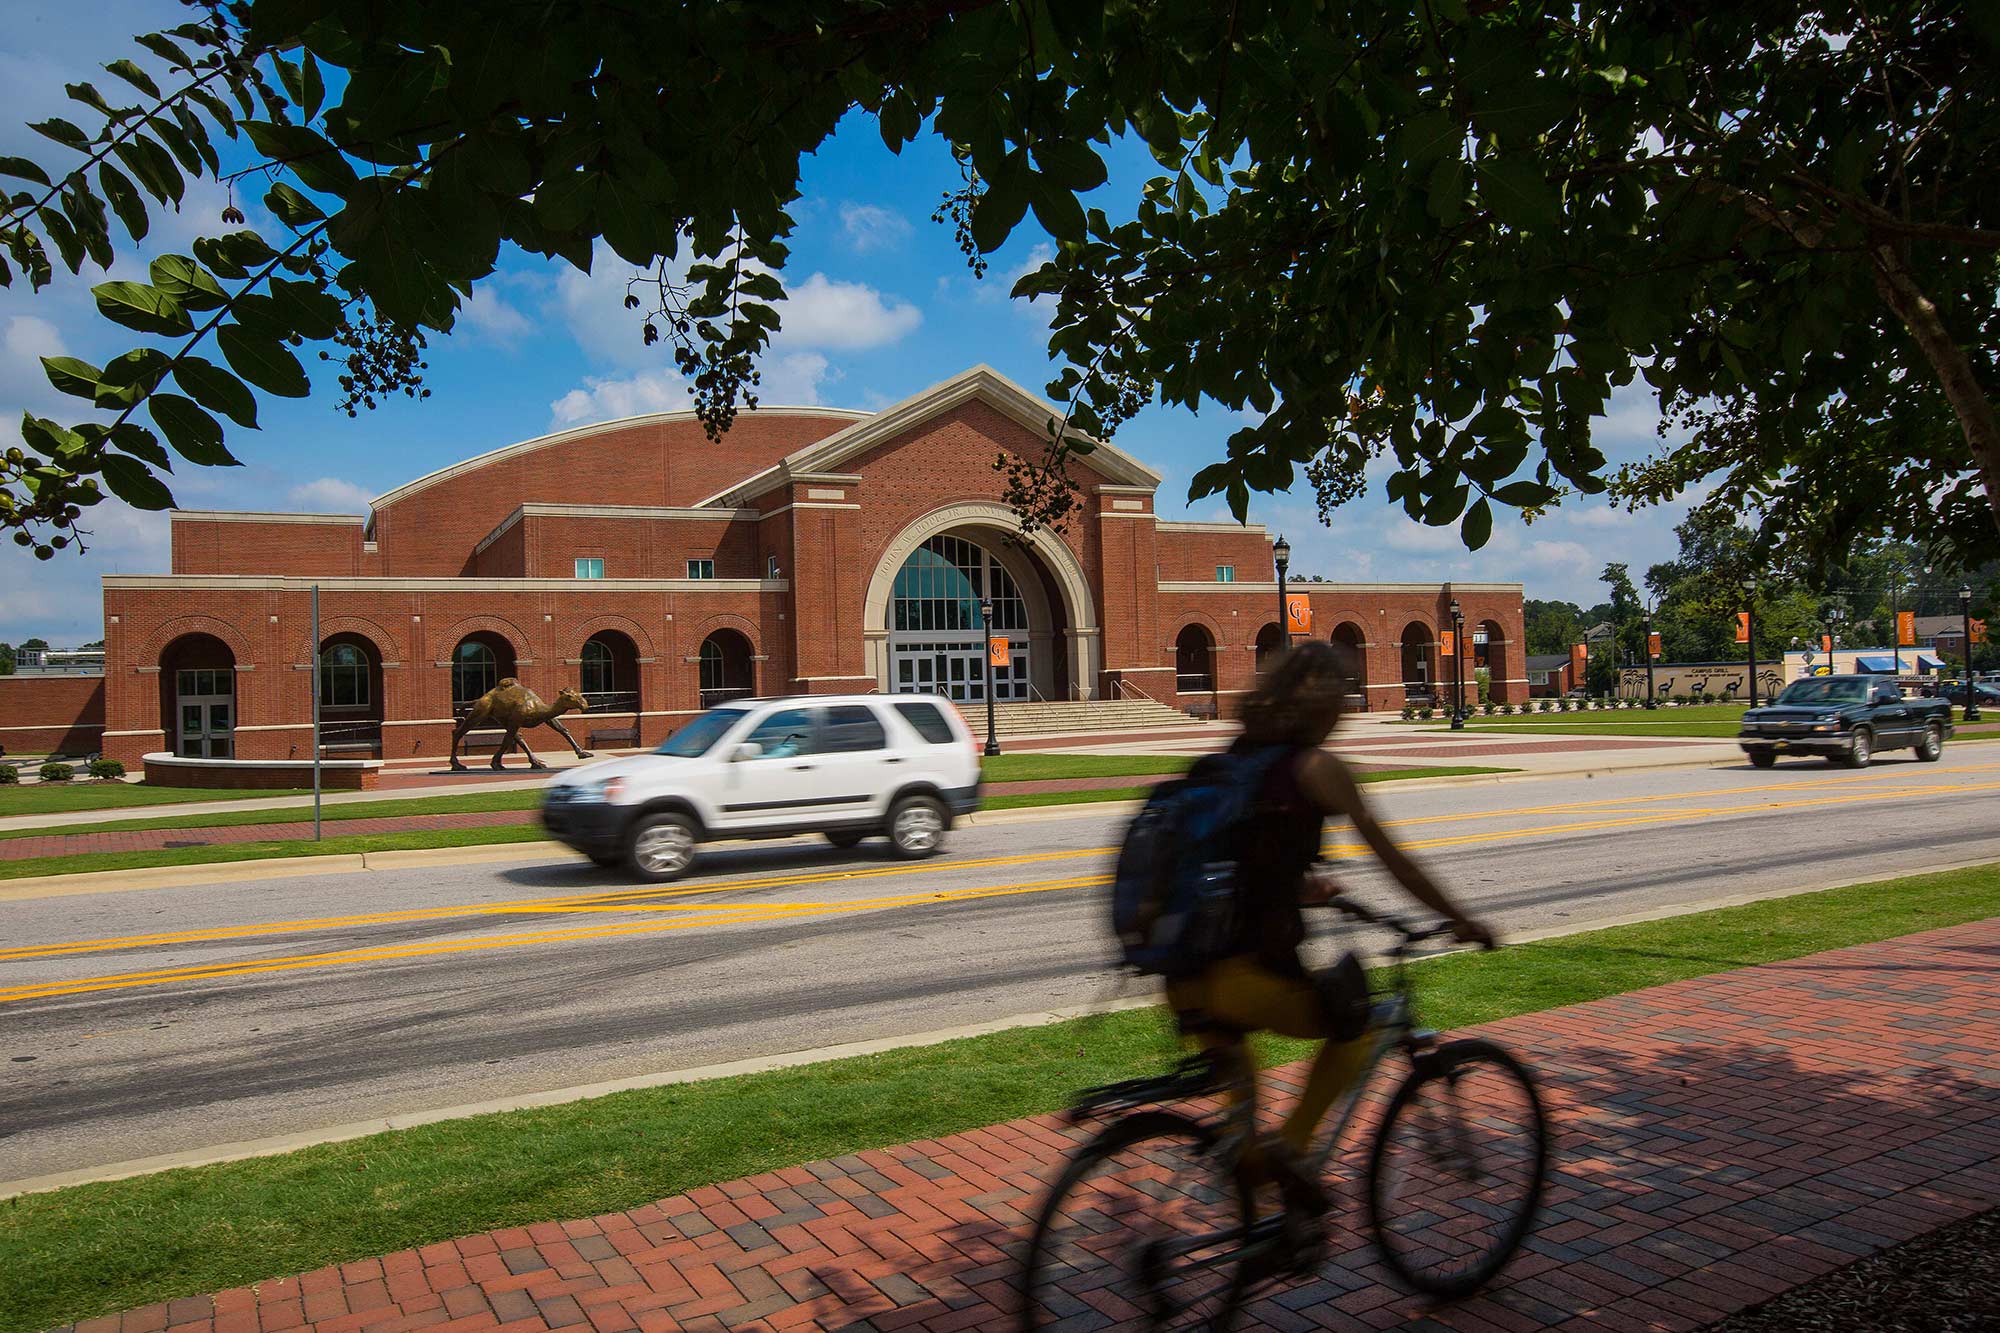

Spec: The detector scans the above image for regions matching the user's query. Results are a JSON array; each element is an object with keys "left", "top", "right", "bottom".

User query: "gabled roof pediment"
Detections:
[{"left": 696, "top": 365, "right": 1162, "bottom": 508}]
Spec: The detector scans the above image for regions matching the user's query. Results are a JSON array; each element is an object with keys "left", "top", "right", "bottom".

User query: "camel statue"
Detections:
[{"left": 450, "top": 679, "right": 593, "bottom": 772}]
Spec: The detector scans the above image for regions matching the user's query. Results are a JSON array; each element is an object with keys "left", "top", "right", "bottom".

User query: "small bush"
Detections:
[
  {"left": 1702, "top": 692, "right": 1718, "bottom": 704},
  {"left": 87, "top": 757, "right": 126, "bottom": 780},
  {"left": 1539, "top": 699, "right": 1555, "bottom": 712},
  {"left": 1417, "top": 706, "right": 1434, "bottom": 720},
  {"left": 0, "top": 765, "right": 18, "bottom": 785},
  {"left": 1400, "top": 705, "right": 1417, "bottom": 720},
  {"left": 1483, "top": 702, "right": 1497, "bottom": 716},
  {"left": 38, "top": 761, "right": 75, "bottom": 783}
]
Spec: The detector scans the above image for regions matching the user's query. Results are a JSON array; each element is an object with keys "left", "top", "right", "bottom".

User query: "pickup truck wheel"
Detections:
[
  {"left": 1748, "top": 751, "right": 1777, "bottom": 769},
  {"left": 587, "top": 852, "right": 624, "bottom": 869},
  {"left": 628, "top": 812, "right": 698, "bottom": 881},
  {"left": 1917, "top": 722, "right": 1944, "bottom": 762},
  {"left": 824, "top": 830, "right": 866, "bottom": 849},
  {"left": 888, "top": 795, "right": 947, "bottom": 860},
  {"left": 1843, "top": 727, "right": 1873, "bottom": 768}
]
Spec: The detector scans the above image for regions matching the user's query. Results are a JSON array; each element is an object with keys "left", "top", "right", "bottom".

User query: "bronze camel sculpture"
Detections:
[{"left": 450, "top": 679, "right": 594, "bottom": 771}]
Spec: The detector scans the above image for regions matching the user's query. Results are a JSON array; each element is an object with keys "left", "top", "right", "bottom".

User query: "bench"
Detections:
[
  {"left": 1183, "top": 700, "right": 1218, "bottom": 721},
  {"left": 587, "top": 725, "right": 640, "bottom": 748}
]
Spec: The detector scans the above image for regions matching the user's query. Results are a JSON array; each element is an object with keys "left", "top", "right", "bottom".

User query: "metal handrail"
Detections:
[
  {"left": 1175, "top": 672, "right": 1215, "bottom": 693},
  {"left": 1113, "top": 677, "right": 1166, "bottom": 706}
]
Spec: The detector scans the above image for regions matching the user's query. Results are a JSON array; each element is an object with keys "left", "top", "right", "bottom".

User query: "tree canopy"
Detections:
[{"left": 3, "top": 0, "right": 1996, "bottom": 561}]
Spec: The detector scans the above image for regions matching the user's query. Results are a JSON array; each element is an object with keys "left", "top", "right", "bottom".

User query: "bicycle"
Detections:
[{"left": 1019, "top": 898, "right": 1549, "bottom": 1330}]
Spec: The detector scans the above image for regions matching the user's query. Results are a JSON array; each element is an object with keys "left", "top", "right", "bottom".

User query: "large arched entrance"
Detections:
[
  {"left": 1174, "top": 623, "right": 1216, "bottom": 692},
  {"left": 580, "top": 629, "right": 640, "bottom": 714},
  {"left": 1330, "top": 622, "right": 1368, "bottom": 692},
  {"left": 160, "top": 632, "right": 236, "bottom": 758},
  {"left": 1476, "top": 619, "right": 1509, "bottom": 704},
  {"left": 865, "top": 504, "right": 1099, "bottom": 701},
  {"left": 698, "top": 630, "right": 754, "bottom": 707},
  {"left": 451, "top": 632, "right": 515, "bottom": 711}
]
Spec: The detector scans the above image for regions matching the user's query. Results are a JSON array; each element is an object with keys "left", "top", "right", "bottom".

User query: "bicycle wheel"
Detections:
[
  {"left": 1020, "top": 1110, "right": 1252, "bottom": 1331},
  {"left": 1365, "top": 1038, "right": 1548, "bottom": 1299}
]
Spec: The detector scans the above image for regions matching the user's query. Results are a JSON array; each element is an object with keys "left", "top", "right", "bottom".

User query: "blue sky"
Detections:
[{"left": 0, "top": 0, "right": 1694, "bottom": 645}]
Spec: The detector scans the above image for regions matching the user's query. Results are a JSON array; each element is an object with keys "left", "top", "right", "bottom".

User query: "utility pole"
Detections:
[{"left": 311, "top": 584, "right": 322, "bottom": 841}]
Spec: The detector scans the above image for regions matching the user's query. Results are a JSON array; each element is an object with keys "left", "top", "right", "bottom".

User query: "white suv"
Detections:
[{"left": 540, "top": 694, "right": 983, "bottom": 881}]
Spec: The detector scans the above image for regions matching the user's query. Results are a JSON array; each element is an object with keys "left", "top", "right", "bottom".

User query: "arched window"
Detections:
[
  {"left": 581, "top": 639, "right": 616, "bottom": 696},
  {"left": 1254, "top": 622, "right": 1286, "bottom": 671},
  {"left": 698, "top": 630, "right": 754, "bottom": 707},
  {"left": 1175, "top": 624, "right": 1216, "bottom": 692},
  {"left": 451, "top": 638, "right": 501, "bottom": 707},
  {"left": 319, "top": 642, "right": 370, "bottom": 708}
]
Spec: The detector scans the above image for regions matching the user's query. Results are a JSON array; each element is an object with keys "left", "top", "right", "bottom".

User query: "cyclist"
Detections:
[{"left": 1163, "top": 639, "right": 1495, "bottom": 1265}]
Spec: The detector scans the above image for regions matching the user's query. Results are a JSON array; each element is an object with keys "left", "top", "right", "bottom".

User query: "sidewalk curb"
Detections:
[{"left": 10, "top": 851, "right": 1995, "bottom": 1200}]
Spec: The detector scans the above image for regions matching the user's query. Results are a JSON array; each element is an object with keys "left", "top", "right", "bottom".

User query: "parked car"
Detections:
[
  {"left": 541, "top": 694, "right": 983, "bottom": 881},
  {"left": 1932, "top": 680, "right": 2000, "bottom": 708},
  {"left": 1738, "top": 675, "right": 1954, "bottom": 768}
]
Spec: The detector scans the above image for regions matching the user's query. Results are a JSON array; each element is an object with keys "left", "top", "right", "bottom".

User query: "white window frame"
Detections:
[
  {"left": 687, "top": 558, "right": 716, "bottom": 579},
  {"left": 574, "top": 557, "right": 604, "bottom": 579},
  {"left": 1216, "top": 565, "right": 1235, "bottom": 583}
]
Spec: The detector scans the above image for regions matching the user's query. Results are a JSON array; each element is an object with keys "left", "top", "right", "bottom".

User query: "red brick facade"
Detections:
[
  {"left": 87, "top": 368, "right": 1523, "bottom": 767},
  {"left": 0, "top": 673, "right": 105, "bottom": 757}
]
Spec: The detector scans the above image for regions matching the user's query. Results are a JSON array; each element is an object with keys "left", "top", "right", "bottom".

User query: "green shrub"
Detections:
[
  {"left": 1539, "top": 699, "right": 1554, "bottom": 712},
  {"left": 87, "top": 757, "right": 126, "bottom": 780},
  {"left": 38, "top": 761, "right": 75, "bottom": 783},
  {"left": 1482, "top": 701, "right": 1497, "bottom": 716},
  {"left": 0, "top": 765, "right": 18, "bottom": 785},
  {"left": 1417, "top": 706, "right": 1434, "bottom": 720},
  {"left": 1400, "top": 705, "right": 1416, "bottom": 720}
]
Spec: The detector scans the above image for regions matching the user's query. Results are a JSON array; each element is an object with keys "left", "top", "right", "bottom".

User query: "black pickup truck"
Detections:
[{"left": 1739, "top": 675, "right": 1954, "bottom": 768}]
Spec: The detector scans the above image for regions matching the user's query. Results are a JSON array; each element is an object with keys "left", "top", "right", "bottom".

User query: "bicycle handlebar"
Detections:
[{"left": 1312, "top": 896, "right": 1470, "bottom": 948}]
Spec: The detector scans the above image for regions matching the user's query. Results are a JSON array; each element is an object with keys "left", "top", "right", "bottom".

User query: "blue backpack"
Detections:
[{"left": 1111, "top": 747, "right": 1289, "bottom": 977}]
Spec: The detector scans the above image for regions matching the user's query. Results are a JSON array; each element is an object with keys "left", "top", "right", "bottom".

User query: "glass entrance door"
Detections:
[{"left": 175, "top": 669, "right": 235, "bottom": 757}]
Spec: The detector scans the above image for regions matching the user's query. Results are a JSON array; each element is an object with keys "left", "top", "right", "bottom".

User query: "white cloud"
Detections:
[
  {"left": 774, "top": 272, "right": 922, "bottom": 349},
  {"left": 287, "top": 477, "right": 374, "bottom": 512},
  {"left": 839, "top": 202, "right": 913, "bottom": 253},
  {"left": 551, "top": 368, "right": 690, "bottom": 426},
  {"left": 757, "top": 352, "right": 834, "bottom": 406},
  {"left": 460, "top": 285, "right": 534, "bottom": 344},
  {"left": 1, "top": 315, "right": 67, "bottom": 403},
  {"left": 0, "top": 501, "right": 170, "bottom": 644}
]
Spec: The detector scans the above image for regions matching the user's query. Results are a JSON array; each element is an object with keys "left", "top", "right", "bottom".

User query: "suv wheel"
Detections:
[
  {"left": 1844, "top": 727, "right": 1873, "bottom": 769},
  {"left": 1917, "top": 722, "right": 1944, "bottom": 762},
  {"left": 888, "top": 794, "right": 947, "bottom": 860},
  {"left": 1748, "top": 751, "right": 1777, "bottom": 769},
  {"left": 628, "top": 812, "right": 698, "bottom": 881}
]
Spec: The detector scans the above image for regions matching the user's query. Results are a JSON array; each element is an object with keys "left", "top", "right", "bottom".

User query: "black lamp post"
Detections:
[
  {"left": 1448, "top": 598, "right": 1465, "bottom": 730},
  {"left": 979, "top": 595, "right": 1001, "bottom": 756},
  {"left": 1643, "top": 610, "right": 1657, "bottom": 709},
  {"left": 1742, "top": 577, "right": 1759, "bottom": 709},
  {"left": 1962, "top": 584, "right": 1982, "bottom": 723},
  {"left": 1273, "top": 534, "right": 1292, "bottom": 647},
  {"left": 1826, "top": 606, "right": 1843, "bottom": 677}
]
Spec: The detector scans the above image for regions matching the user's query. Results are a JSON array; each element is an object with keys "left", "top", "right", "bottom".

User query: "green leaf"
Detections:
[
  {"left": 265, "top": 182, "right": 326, "bottom": 226},
  {"left": 98, "top": 162, "right": 149, "bottom": 242},
  {"left": 216, "top": 324, "right": 311, "bottom": 397},
  {"left": 1426, "top": 155, "right": 1466, "bottom": 226},
  {"left": 1029, "top": 173, "right": 1087, "bottom": 241},
  {"left": 244, "top": 121, "right": 356, "bottom": 195},
  {"left": 1461, "top": 497, "right": 1494, "bottom": 550},
  {"left": 30, "top": 118, "right": 90, "bottom": 151},
  {"left": 94, "top": 347, "right": 172, "bottom": 407},
  {"left": 76, "top": 421, "right": 173, "bottom": 469},
  {"left": 99, "top": 453, "right": 175, "bottom": 510},
  {"left": 105, "top": 58, "right": 162, "bottom": 100},
  {"left": 19, "top": 414, "right": 86, "bottom": 461},
  {"left": 173, "top": 356, "right": 259, "bottom": 428},
  {"left": 532, "top": 168, "right": 600, "bottom": 232},
  {"left": 0, "top": 155, "right": 51, "bottom": 186},
  {"left": 134, "top": 33, "right": 192, "bottom": 70},
  {"left": 269, "top": 277, "right": 343, "bottom": 339},
  {"left": 878, "top": 93, "right": 920, "bottom": 152},
  {"left": 1493, "top": 480, "right": 1553, "bottom": 507},
  {"left": 91, "top": 280, "right": 192, "bottom": 336},
  {"left": 1395, "top": 113, "right": 1459, "bottom": 168},
  {"left": 1035, "top": 137, "right": 1108, "bottom": 191},
  {"left": 40, "top": 356, "right": 103, "bottom": 401},
  {"left": 66, "top": 81, "right": 119, "bottom": 118},
  {"left": 148, "top": 393, "right": 238, "bottom": 466},
  {"left": 150, "top": 254, "right": 228, "bottom": 310},
  {"left": 1479, "top": 156, "right": 1562, "bottom": 231},
  {"left": 970, "top": 156, "right": 1030, "bottom": 253}
]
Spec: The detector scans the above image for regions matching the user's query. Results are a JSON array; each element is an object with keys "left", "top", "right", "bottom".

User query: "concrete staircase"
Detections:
[{"left": 985, "top": 697, "right": 1197, "bottom": 737}]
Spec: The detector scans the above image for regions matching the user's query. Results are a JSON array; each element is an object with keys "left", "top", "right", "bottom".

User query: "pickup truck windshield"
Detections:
[
  {"left": 655, "top": 707, "right": 747, "bottom": 757},
  {"left": 1775, "top": 679, "right": 1866, "bottom": 705}
]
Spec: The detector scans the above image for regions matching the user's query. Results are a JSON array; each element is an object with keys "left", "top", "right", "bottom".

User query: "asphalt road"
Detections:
[{"left": 4, "top": 752, "right": 1999, "bottom": 1185}]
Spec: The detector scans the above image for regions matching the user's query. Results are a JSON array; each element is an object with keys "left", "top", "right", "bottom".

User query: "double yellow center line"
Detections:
[{"left": 4, "top": 764, "right": 1996, "bottom": 1006}]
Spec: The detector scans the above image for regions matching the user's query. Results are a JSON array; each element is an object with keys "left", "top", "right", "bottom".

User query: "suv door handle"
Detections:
[
  {"left": 884, "top": 757, "right": 905, "bottom": 764},
  {"left": 791, "top": 763, "right": 816, "bottom": 771}
]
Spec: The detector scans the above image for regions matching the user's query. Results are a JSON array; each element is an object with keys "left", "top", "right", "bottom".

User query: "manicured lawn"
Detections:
[
  {"left": 4, "top": 861, "right": 1994, "bottom": 1333},
  {"left": 0, "top": 788, "right": 546, "bottom": 842},
  {"left": 980, "top": 752, "right": 1197, "bottom": 781},
  {"left": 0, "top": 782, "right": 312, "bottom": 818},
  {"left": 0, "top": 826, "right": 551, "bottom": 882}
]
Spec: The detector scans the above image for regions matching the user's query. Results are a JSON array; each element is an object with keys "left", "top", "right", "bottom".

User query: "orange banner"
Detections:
[
  {"left": 1897, "top": 610, "right": 1915, "bottom": 646},
  {"left": 1648, "top": 632, "right": 1662, "bottom": 659},
  {"left": 988, "top": 636, "right": 1010, "bottom": 667},
  {"left": 1439, "top": 630, "right": 1456, "bottom": 657},
  {"left": 1285, "top": 593, "right": 1313, "bottom": 635},
  {"left": 1821, "top": 634, "right": 1833, "bottom": 656},
  {"left": 1570, "top": 643, "right": 1587, "bottom": 681},
  {"left": 1735, "top": 612, "right": 1750, "bottom": 644},
  {"left": 1973, "top": 618, "right": 1988, "bottom": 645}
]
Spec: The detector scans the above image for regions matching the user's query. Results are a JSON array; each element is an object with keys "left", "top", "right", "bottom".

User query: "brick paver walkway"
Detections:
[{"left": 62, "top": 918, "right": 1999, "bottom": 1333}]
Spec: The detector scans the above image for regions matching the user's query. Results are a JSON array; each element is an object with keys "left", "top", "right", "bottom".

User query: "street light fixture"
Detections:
[
  {"left": 1273, "top": 534, "right": 1292, "bottom": 648},
  {"left": 1962, "top": 584, "right": 1982, "bottom": 723},
  {"left": 1448, "top": 597, "right": 1465, "bottom": 730},
  {"left": 1741, "top": 576, "right": 1759, "bottom": 709},
  {"left": 979, "top": 595, "right": 1001, "bottom": 757}
]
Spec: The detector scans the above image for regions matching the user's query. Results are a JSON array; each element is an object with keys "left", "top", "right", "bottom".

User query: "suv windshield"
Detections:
[
  {"left": 1775, "top": 679, "right": 1865, "bottom": 705},
  {"left": 655, "top": 707, "right": 747, "bottom": 757}
]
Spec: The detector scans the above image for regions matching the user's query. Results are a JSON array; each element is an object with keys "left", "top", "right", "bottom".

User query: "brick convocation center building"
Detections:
[{"left": 13, "top": 367, "right": 1526, "bottom": 769}]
